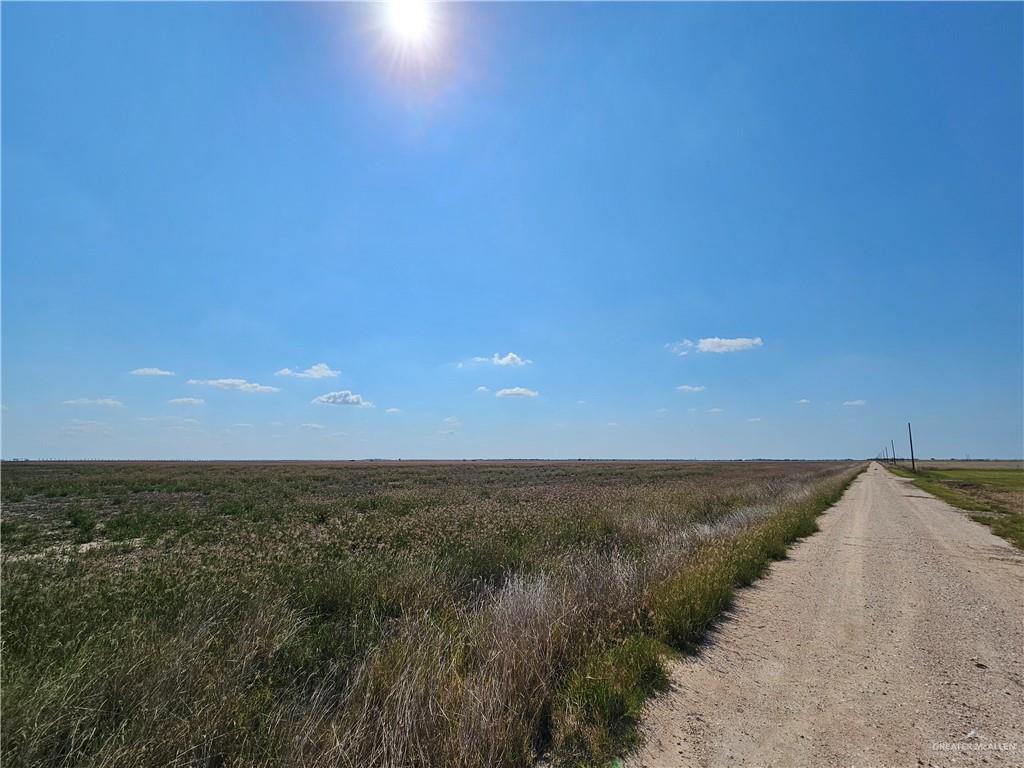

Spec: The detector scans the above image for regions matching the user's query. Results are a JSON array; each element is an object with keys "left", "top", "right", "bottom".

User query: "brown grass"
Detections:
[{"left": 2, "top": 460, "right": 863, "bottom": 767}]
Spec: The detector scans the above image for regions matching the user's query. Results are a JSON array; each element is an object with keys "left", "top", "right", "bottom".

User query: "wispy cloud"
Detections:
[
  {"left": 385, "top": 407, "right": 402, "bottom": 414},
  {"left": 843, "top": 399, "right": 866, "bottom": 407},
  {"left": 232, "top": 423, "right": 254, "bottom": 429},
  {"left": 708, "top": 407, "right": 724, "bottom": 413},
  {"left": 797, "top": 398, "right": 811, "bottom": 405},
  {"left": 188, "top": 378, "right": 280, "bottom": 393},
  {"left": 311, "top": 390, "right": 374, "bottom": 408},
  {"left": 460, "top": 352, "right": 532, "bottom": 368},
  {"left": 62, "top": 397, "right": 123, "bottom": 407},
  {"left": 168, "top": 397, "right": 204, "bottom": 406},
  {"left": 668, "top": 337, "right": 763, "bottom": 355},
  {"left": 443, "top": 416, "right": 462, "bottom": 428},
  {"left": 63, "top": 419, "right": 112, "bottom": 436},
  {"left": 137, "top": 416, "right": 200, "bottom": 426},
  {"left": 665, "top": 340, "right": 694, "bottom": 356},
  {"left": 496, "top": 387, "right": 539, "bottom": 398},
  {"left": 697, "top": 337, "right": 763, "bottom": 353},
  {"left": 275, "top": 363, "right": 340, "bottom": 379},
  {"left": 130, "top": 367, "right": 174, "bottom": 377},
  {"left": 676, "top": 385, "right": 706, "bottom": 393},
  {"left": 748, "top": 417, "right": 762, "bottom": 422},
  {"left": 299, "top": 423, "right": 325, "bottom": 430},
  {"left": 475, "top": 386, "right": 490, "bottom": 393}
]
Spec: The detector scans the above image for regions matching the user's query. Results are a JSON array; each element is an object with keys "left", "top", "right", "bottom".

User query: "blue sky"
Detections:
[{"left": 2, "top": 2, "right": 1021, "bottom": 460}]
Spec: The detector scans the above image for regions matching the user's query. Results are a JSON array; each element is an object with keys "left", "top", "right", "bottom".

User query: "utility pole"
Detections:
[
  {"left": 907, "top": 422, "right": 916, "bottom": 472},
  {"left": 891, "top": 439, "right": 897, "bottom": 465},
  {"left": 883, "top": 446, "right": 888, "bottom": 462}
]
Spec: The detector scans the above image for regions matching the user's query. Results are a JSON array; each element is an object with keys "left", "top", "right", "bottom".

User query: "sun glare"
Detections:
[{"left": 384, "top": 0, "right": 435, "bottom": 49}]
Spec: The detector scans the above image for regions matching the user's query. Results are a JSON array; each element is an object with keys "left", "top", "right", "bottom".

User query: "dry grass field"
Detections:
[{"left": 2, "top": 460, "right": 862, "bottom": 767}]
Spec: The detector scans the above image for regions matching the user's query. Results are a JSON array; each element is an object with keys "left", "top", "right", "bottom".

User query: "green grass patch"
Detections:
[
  {"left": 928, "top": 468, "right": 1024, "bottom": 490},
  {"left": 887, "top": 465, "right": 1023, "bottom": 549},
  {"left": 553, "top": 636, "right": 670, "bottom": 765},
  {"left": 67, "top": 506, "right": 97, "bottom": 542},
  {"left": 982, "top": 513, "right": 1024, "bottom": 549}
]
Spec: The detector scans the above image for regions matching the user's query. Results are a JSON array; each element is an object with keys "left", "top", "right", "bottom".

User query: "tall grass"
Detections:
[{"left": 2, "top": 461, "right": 863, "bottom": 767}]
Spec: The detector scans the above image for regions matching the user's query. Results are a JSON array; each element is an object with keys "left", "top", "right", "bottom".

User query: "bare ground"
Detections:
[{"left": 628, "top": 462, "right": 1024, "bottom": 768}]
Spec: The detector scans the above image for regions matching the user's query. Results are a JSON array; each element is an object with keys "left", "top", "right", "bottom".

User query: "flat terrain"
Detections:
[
  {"left": 628, "top": 463, "right": 1024, "bottom": 767},
  {"left": 1, "top": 460, "right": 860, "bottom": 767},
  {"left": 919, "top": 461, "right": 1024, "bottom": 470},
  {"left": 888, "top": 463, "right": 1024, "bottom": 548}
]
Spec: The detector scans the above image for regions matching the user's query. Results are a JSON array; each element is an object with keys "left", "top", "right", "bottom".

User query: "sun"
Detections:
[{"left": 384, "top": 0, "right": 435, "bottom": 50}]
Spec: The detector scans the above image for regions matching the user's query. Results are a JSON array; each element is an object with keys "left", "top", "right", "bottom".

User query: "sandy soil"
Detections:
[{"left": 628, "top": 462, "right": 1024, "bottom": 768}]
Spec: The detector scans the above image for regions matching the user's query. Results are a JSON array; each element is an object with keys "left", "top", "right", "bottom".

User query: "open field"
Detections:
[
  {"left": 918, "top": 460, "right": 1024, "bottom": 470},
  {"left": 887, "top": 464, "right": 1024, "bottom": 548},
  {"left": 1, "top": 460, "right": 861, "bottom": 767}
]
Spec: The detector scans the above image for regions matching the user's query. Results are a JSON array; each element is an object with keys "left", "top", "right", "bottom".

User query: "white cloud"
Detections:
[
  {"left": 748, "top": 417, "right": 762, "bottom": 422},
  {"left": 275, "top": 363, "right": 340, "bottom": 379},
  {"left": 299, "top": 423, "right": 325, "bottom": 430},
  {"left": 188, "top": 378, "right": 280, "bottom": 393},
  {"left": 666, "top": 340, "right": 694, "bottom": 356},
  {"left": 438, "top": 429, "right": 456, "bottom": 435},
  {"left": 797, "top": 398, "right": 811, "bottom": 405},
  {"left": 138, "top": 416, "right": 201, "bottom": 430},
  {"left": 385, "top": 407, "right": 402, "bottom": 414},
  {"left": 708, "top": 407, "right": 724, "bottom": 413},
  {"left": 62, "top": 397, "right": 123, "bottom": 407},
  {"left": 696, "top": 337, "right": 763, "bottom": 353},
  {"left": 168, "top": 397, "right": 204, "bottom": 406},
  {"left": 63, "top": 419, "right": 112, "bottom": 436},
  {"left": 130, "top": 367, "right": 175, "bottom": 377},
  {"left": 655, "top": 407, "right": 670, "bottom": 414},
  {"left": 233, "top": 423, "right": 254, "bottom": 429},
  {"left": 463, "top": 352, "right": 532, "bottom": 367},
  {"left": 667, "top": 337, "right": 763, "bottom": 355},
  {"left": 676, "top": 385, "right": 706, "bottom": 393},
  {"left": 475, "top": 386, "right": 490, "bottom": 393},
  {"left": 843, "top": 399, "right": 866, "bottom": 407},
  {"left": 443, "top": 416, "right": 462, "bottom": 428},
  {"left": 607, "top": 422, "right": 619, "bottom": 427},
  {"left": 311, "top": 390, "right": 374, "bottom": 408},
  {"left": 496, "top": 387, "right": 539, "bottom": 398},
  {"left": 492, "top": 352, "right": 531, "bottom": 367}
]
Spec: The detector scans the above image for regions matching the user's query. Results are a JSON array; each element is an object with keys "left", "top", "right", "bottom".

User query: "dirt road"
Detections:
[{"left": 628, "top": 462, "right": 1024, "bottom": 768}]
